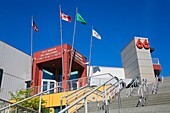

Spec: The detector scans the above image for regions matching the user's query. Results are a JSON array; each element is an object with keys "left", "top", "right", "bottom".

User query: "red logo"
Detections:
[{"left": 136, "top": 39, "right": 150, "bottom": 49}]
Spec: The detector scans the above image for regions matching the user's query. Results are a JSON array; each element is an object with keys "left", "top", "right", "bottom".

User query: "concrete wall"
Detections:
[
  {"left": 121, "top": 37, "right": 155, "bottom": 84},
  {"left": 0, "top": 41, "right": 31, "bottom": 100}
]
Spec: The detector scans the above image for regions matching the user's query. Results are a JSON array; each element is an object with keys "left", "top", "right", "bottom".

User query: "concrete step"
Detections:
[
  {"left": 77, "top": 77, "right": 170, "bottom": 113},
  {"left": 86, "top": 104, "right": 170, "bottom": 113}
]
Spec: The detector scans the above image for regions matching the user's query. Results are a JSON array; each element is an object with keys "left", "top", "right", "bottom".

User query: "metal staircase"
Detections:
[{"left": 59, "top": 73, "right": 125, "bottom": 113}]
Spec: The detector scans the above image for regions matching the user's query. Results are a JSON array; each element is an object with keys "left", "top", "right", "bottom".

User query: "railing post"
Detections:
[
  {"left": 38, "top": 93, "right": 42, "bottom": 113},
  {"left": 60, "top": 99, "right": 62, "bottom": 111},
  {"left": 15, "top": 108, "right": 17, "bottom": 113},
  {"left": 84, "top": 97, "right": 88, "bottom": 113},
  {"left": 118, "top": 81, "right": 121, "bottom": 109},
  {"left": 66, "top": 100, "right": 68, "bottom": 113},
  {"left": 104, "top": 84, "right": 109, "bottom": 113},
  {"left": 8, "top": 107, "right": 10, "bottom": 113}
]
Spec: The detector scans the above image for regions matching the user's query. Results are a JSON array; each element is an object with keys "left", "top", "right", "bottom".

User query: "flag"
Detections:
[
  {"left": 60, "top": 11, "right": 71, "bottom": 22},
  {"left": 77, "top": 13, "right": 86, "bottom": 25},
  {"left": 92, "top": 29, "right": 101, "bottom": 40},
  {"left": 32, "top": 21, "right": 38, "bottom": 32}
]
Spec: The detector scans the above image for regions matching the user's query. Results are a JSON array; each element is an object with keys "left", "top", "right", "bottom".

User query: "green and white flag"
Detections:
[{"left": 77, "top": 13, "right": 86, "bottom": 25}]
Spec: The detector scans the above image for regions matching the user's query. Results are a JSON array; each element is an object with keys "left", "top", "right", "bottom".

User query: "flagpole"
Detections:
[
  {"left": 69, "top": 8, "right": 78, "bottom": 77},
  {"left": 59, "top": 5, "right": 64, "bottom": 78},
  {"left": 88, "top": 26, "right": 93, "bottom": 86},
  {"left": 30, "top": 16, "right": 34, "bottom": 83},
  {"left": 31, "top": 16, "right": 33, "bottom": 59}
]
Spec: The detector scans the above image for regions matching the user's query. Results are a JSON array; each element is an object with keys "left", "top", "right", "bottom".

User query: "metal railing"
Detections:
[
  {"left": 0, "top": 98, "right": 38, "bottom": 113},
  {"left": 152, "top": 77, "right": 160, "bottom": 94},
  {"left": 60, "top": 85, "right": 88, "bottom": 111},
  {"left": 10, "top": 77, "right": 88, "bottom": 99},
  {"left": 59, "top": 74, "right": 120, "bottom": 113},
  {"left": 126, "top": 76, "right": 140, "bottom": 97},
  {"left": 136, "top": 79, "right": 149, "bottom": 107},
  {"left": 60, "top": 73, "right": 120, "bottom": 112},
  {"left": 58, "top": 77, "right": 88, "bottom": 91},
  {"left": 152, "top": 58, "right": 160, "bottom": 65},
  {"left": 0, "top": 86, "right": 65, "bottom": 113}
]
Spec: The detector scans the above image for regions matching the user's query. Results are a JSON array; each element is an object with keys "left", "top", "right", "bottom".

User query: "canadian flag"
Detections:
[{"left": 60, "top": 11, "right": 71, "bottom": 22}]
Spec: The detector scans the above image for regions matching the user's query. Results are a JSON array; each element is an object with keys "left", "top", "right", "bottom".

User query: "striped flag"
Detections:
[{"left": 32, "top": 21, "right": 38, "bottom": 32}]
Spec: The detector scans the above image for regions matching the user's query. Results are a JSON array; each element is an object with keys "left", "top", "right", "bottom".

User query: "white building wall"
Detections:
[
  {"left": 86, "top": 66, "right": 124, "bottom": 86},
  {"left": 0, "top": 41, "right": 31, "bottom": 100}
]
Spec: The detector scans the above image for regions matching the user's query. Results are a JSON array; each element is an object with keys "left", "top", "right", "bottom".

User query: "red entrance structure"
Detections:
[{"left": 31, "top": 44, "right": 87, "bottom": 93}]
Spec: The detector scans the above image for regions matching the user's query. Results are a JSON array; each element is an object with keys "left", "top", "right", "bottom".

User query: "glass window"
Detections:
[
  {"left": 50, "top": 82, "right": 54, "bottom": 94},
  {"left": 43, "top": 81, "right": 48, "bottom": 92},
  {"left": 0, "top": 68, "right": 3, "bottom": 89},
  {"left": 42, "top": 69, "right": 54, "bottom": 80},
  {"left": 70, "top": 71, "right": 78, "bottom": 80}
]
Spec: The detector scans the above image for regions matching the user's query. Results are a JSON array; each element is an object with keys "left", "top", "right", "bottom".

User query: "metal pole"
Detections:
[
  {"left": 31, "top": 16, "right": 33, "bottom": 58},
  {"left": 30, "top": 16, "right": 34, "bottom": 83},
  {"left": 38, "top": 93, "right": 42, "bottom": 113},
  {"left": 69, "top": 8, "right": 78, "bottom": 77},
  {"left": 60, "top": 99, "right": 62, "bottom": 111},
  {"left": 59, "top": 5, "right": 64, "bottom": 78},
  {"left": 104, "top": 84, "right": 109, "bottom": 113},
  {"left": 15, "top": 108, "right": 17, "bottom": 113},
  {"left": 8, "top": 107, "right": 10, "bottom": 113},
  {"left": 84, "top": 97, "right": 88, "bottom": 113},
  {"left": 66, "top": 100, "right": 68, "bottom": 113},
  {"left": 118, "top": 81, "right": 121, "bottom": 109},
  {"left": 88, "top": 26, "right": 93, "bottom": 86}
]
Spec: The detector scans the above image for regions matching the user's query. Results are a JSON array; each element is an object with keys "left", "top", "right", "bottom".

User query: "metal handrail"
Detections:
[
  {"left": 137, "top": 79, "right": 149, "bottom": 106},
  {"left": 60, "top": 73, "right": 119, "bottom": 112},
  {"left": 138, "top": 81, "right": 149, "bottom": 97},
  {"left": 90, "top": 73, "right": 117, "bottom": 79},
  {"left": 152, "top": 58, "right": 160, "bottom": 65},
  {"left": 63, "top": 84, "right": 88, "bottom": 99},
  {"left": 10, "top": 77, "right": 88, "bottom": 97},
  {"left": 60, "top": 81, "right": 88, "bottom": 111},
  {"left": 0, "top": 86, "right": 65, "bottom": 112},
  {"left": 59, "top": 74, "right": 119, "bottom": 113},
  {"left": 66, "top": 88, "right": 89, "bottom": 102},
  {"left": 0, "top": 98, "right": 38, "bottom": 112},
  {"left": 126, "top": 76, "right": 140, "bottom": 97}
]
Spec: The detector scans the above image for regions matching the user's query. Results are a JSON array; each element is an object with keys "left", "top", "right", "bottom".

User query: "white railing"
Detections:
[
  {"left": 59, "top": 74, "right": 121, "bottom": 113},
  {"left": 152, "top": 58, "right": 160, "bottom": 65},
  {"left": 136, "top": 79, "right": 149, "bottom": 107},
  {"left": 126, "top": 76, "right": 140, "bottom": 97}
]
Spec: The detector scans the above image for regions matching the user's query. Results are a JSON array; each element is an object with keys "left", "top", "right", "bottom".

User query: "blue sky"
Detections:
[{"left": 0, "top": 0, "right": 170, "bottom": 76}]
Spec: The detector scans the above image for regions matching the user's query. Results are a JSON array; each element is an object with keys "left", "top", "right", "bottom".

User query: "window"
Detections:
[
  {"left": 42, "top": 69, "right": 54, "bottom": 80},
  {"left": 25, "top": 80, "right": 31, "bottom": 89},
  {"left": 0, "top": 68, "right": 3, "bottom": 89}
]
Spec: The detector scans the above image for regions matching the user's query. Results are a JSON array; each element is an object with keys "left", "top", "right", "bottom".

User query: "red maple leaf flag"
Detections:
[
  {"left": 32, "top": 21, "right": 38, "bottom": 32},
  {"left": 60, "top": 11, "right": 71, "bottom": 22}
]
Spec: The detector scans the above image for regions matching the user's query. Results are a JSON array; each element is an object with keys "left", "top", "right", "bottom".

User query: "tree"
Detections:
[{"left": 9, "top": 88, "right": 49, "bottom": 113}]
